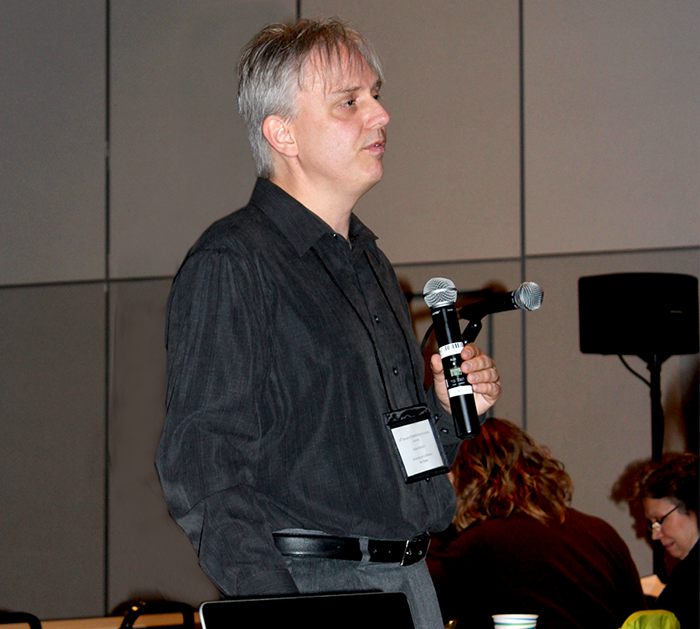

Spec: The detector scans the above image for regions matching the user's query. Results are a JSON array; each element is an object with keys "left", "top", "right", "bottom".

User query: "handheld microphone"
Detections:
[
  {"left": 458, "top": 282, "right": 544, "bottom": 322},
  {"left": 423, "top": 277, "right": 480, "bottom": 440}
]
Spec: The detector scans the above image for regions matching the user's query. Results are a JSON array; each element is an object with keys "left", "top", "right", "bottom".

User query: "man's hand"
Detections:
[{"left": 430, "top": 344, "right": 501, "bottom": 416}]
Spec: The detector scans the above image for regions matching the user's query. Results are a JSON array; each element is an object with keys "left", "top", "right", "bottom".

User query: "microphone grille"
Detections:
[
  {"left": 423, "top": 277, "right": 458, "bottom": 308},
  {"left": 514, "top": 282, "right": 544, "bottom": 311}
]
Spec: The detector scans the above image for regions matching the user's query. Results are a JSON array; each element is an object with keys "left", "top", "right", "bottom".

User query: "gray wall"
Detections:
[{"left": 1, "top": 0, "right": 698, "bottom": 620}]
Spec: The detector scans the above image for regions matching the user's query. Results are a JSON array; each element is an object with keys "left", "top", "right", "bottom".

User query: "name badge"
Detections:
[{"left": 384, "top": 404, "right": 449, "bottom": 483}]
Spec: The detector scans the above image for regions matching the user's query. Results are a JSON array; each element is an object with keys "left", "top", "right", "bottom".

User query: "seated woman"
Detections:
[
  {"left": 427, "top": 419, "right": 646, "bottom": 629},
  {"left": 638, "top": 453, "right": 698, "bottom": 628}
]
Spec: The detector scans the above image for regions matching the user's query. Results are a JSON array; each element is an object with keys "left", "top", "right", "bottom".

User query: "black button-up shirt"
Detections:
[{"left": 156, "top": 178, "right": 460, "bottom": 597}]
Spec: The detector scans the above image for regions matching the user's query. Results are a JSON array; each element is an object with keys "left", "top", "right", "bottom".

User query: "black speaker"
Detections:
[{"left": 578, "top": 272, "right": 699, "bottom": 358}]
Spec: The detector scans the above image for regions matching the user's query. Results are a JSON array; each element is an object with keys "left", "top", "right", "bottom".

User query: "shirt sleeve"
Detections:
[{"left": 155, "top": 248, "right": 298, "bottom": 598}]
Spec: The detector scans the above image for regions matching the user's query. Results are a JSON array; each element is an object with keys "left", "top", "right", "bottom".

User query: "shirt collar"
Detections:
[{"left": 250, "top": 178, "right": 380, "bottom": 259}]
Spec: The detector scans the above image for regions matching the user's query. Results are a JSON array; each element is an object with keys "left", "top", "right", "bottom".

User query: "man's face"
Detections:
[{"left": 287, "top": 51, "right": 390, "bottom": 200}]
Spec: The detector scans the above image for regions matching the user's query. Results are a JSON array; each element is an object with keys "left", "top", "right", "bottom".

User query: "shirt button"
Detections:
[
  {"left": 440, "top": 427, "right": 449, "bottom": 434},
  {"left": 374, "top": 315, "right": 380, "bottom": 322},
  {"left": 392, "top": 367, "right": 399, "bottom": 375}
]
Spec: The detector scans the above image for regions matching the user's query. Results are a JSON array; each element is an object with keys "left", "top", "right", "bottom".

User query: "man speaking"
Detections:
[{"left": 156, "top": 18, "right": 501, "bottom": 629}]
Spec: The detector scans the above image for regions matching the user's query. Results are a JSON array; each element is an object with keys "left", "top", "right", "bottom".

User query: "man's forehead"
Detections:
[{"left": 301, "top": 47, "right": 378, "bottom": 93}]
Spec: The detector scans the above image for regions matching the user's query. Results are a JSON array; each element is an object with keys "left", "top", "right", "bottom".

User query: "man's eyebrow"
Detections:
[
  {"left": 329, "top": 85, "right": 360, "bottom": 96},
  {"left": 329, "top": 80, "right": 383, "bottom": 96}
]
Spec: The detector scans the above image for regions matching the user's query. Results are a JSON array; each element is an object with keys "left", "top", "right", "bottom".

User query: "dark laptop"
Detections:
[{"left": 199, "top": 591, "right": 416, "bottom": 629}]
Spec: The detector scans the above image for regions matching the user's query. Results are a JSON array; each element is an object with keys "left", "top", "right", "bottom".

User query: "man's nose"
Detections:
[
  {"left": 368, "top": 98, "right": 390, "bottom": 127},
  {"left": 650, "top": 528, "right": 662, "bottom": 541}
]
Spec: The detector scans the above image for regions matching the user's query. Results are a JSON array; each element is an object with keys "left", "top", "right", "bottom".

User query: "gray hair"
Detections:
[{"left": 236, "top": 18, "right": 384, "bottom": 179}]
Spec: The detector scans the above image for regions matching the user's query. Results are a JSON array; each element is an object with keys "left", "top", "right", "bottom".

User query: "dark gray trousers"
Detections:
[{"left": 284, "top": 540, "right": 444, "bottom": 629}]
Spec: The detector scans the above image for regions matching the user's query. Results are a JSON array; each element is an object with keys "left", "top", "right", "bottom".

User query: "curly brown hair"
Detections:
[
  {"left": 451, "top": 418, "right": 573, "bottom": 531},
  {"left": 638, "top": 452, "right": 698, "bottom": 515}
]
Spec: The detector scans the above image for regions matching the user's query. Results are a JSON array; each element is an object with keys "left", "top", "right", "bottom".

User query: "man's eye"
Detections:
[
  {"left": 344, "top": 99, "right": 356, "bottom": 107},
  {"left": 373, "top": 93, "right": 381, "bottom": 100}
]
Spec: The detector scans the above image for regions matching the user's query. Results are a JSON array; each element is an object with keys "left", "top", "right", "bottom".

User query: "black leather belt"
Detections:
[{"left": 273, "top": 532, "right": 430, "bottom": 567}]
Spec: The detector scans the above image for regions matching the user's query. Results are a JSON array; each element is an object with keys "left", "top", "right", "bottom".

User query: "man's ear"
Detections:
[{"left": 262, "top": 115, "right": 298, "bottom": 158}]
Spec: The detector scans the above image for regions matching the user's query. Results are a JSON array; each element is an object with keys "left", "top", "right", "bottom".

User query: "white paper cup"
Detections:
[{"left": 492, "top": 614, "right": 538, "bottom": 628}]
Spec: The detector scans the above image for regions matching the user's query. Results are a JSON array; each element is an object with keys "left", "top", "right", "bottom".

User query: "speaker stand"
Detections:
[
  {"left": 646, "top": 354, "right": 667, "bottom": 463},
  {"left": 644, "top": 353, "right": 669, "bottom": 579}
]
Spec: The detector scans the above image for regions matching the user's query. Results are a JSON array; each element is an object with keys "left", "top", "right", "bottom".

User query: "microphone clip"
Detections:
[
  {"left": 419, "top": 300, "right": 485, "bottom": 354},
  {"left": 461, "top": 319, "right": 483, "bottom": 344}
]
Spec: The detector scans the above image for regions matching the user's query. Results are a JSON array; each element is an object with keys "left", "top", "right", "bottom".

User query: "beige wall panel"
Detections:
[
  {"left": 0, "top": 284, "right": 106, "bottom": 619},
  {"left": 110, "top": 1, "right": 297, "bottom": 279},
  {"left": 109, "top": 280, "right": 219, "bottom": 609},
  {"left": 304, "top": 0, "right": 521, "bottom": 264},
  {"left": 0, "top": 2, "right": 106, "bottom": 286},
  {"left": 396, "top": 259, "right": 524, "bottom": 427},
  {"left": 525, "top": 1, "right": 700, "bottom": 255},
  {"left": 526, "top": 248, "right": 699, "bottom": 577}
]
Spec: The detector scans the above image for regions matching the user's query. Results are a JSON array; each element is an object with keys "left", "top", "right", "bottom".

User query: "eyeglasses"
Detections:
[{"left": 647, "top": 504, "right": 680, "bottom": 534}]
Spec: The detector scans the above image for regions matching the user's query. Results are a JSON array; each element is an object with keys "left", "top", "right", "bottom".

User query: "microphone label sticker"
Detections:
[
  {"left": 448, "top": 384, "right": 473, "bottom": 397},
  {"left": 439, "top": 342, "right": 463, "bottom": 358}
]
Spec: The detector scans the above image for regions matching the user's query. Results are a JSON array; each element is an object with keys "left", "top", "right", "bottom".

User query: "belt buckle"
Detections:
[{"left": 400, "top": 533, "right": 429, "bottom": 566}]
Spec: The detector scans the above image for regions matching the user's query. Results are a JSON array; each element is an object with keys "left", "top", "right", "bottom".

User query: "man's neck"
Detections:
[{"left": 270, "top": 173, "right": 355, "bottom": 240}]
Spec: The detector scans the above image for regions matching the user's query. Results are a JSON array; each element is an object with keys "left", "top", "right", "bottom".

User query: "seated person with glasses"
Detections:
[{"left": 638, "top": 453, "right": 699, "bottom": 628}]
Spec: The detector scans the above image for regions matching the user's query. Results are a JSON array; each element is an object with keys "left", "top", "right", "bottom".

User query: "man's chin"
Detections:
[
  {"left": 364, "top": 165, "right": 385, "bottom": 189},
  {"left": 358, "top": 176, "right": 383, "bottom": 198},
  {"left": 347, "top": 164, "right": 385, "bottom": 201}
]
